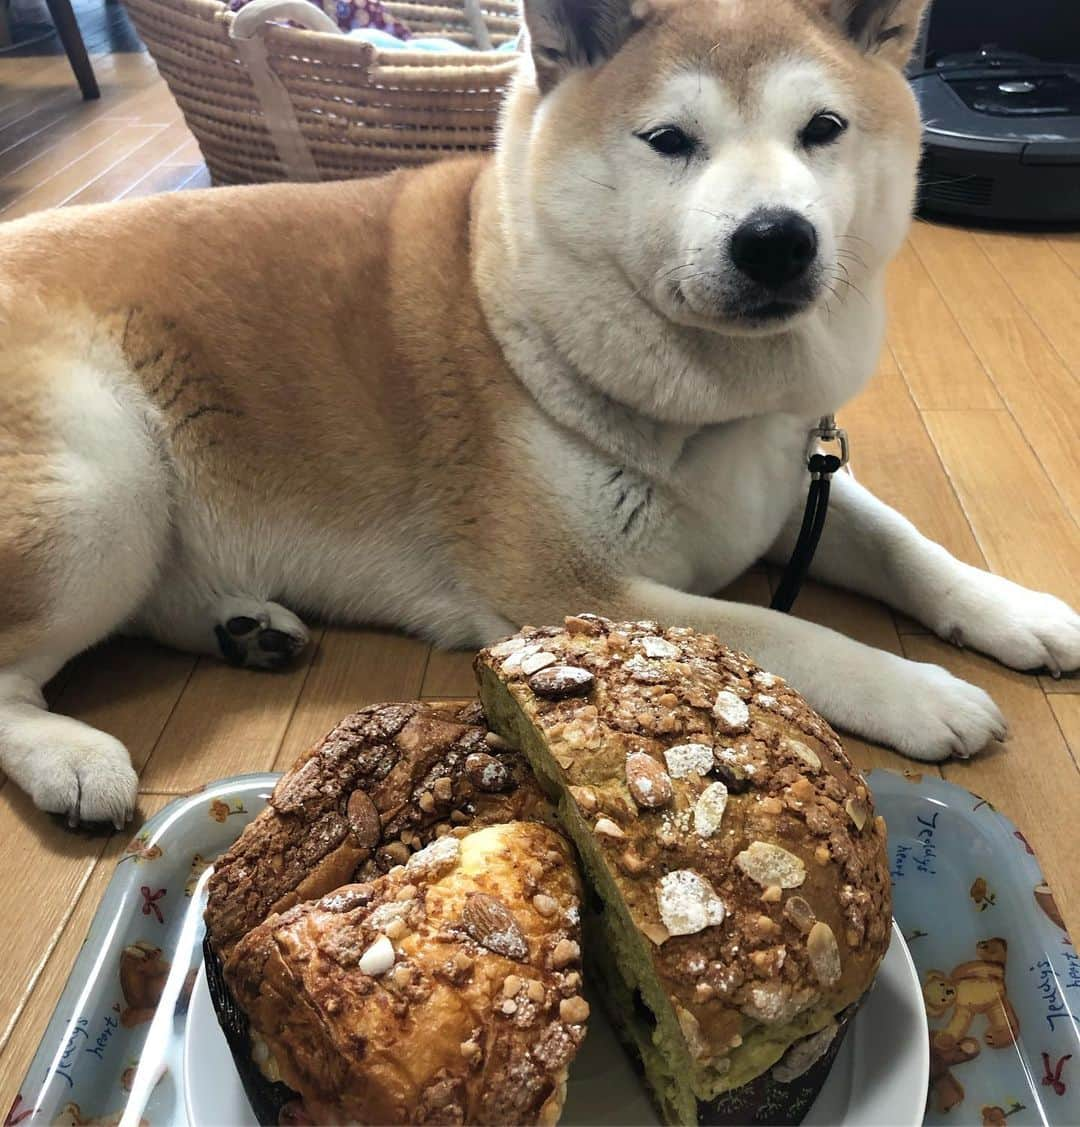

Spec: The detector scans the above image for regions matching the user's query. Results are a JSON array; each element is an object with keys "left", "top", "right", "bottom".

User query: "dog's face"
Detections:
[{"left": 510, "top": 0, "right": 928, "bottom": 338}]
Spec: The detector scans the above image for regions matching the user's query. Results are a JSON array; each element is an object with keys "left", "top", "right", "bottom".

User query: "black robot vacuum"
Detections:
[{"left": 908, "top": 0, "right": 1080, "bottom": 223}]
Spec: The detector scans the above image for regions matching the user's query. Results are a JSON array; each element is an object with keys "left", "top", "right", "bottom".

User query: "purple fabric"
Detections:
[{"left": 227, "top": 0, "right": 412, "bottom": 38}]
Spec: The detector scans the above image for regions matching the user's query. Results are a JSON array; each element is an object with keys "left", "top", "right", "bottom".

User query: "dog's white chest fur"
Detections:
[{"left": 525, "top": 405, "right": 809, "bottom": 598}]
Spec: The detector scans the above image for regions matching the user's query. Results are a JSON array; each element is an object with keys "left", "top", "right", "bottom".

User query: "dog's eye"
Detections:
[
  {"left": 639, "top": 126, "right": 697, "bottom": 158},
  {"left": 800, "top": 112, "right": 848, "bottom": 147}
]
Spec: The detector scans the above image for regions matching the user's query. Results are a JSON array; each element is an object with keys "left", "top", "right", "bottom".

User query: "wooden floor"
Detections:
[{"left": 1, "top": 10, "right": 1079, "bottom": 1111}]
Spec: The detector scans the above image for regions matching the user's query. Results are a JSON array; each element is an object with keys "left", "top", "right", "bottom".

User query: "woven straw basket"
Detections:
[{"left": 122, "top": 0, "right": 522, "bottom": 184}]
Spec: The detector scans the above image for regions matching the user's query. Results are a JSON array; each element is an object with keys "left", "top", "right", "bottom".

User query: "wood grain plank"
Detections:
[
  {"left": 118, "top": 160, "right": 200, "bottom": 200},
  {"left": 162, "top": 135, "right": 203, "bottom": 165},
  {"left": 885, "top": 240, "right": 1003, "bottom": 410},
  {"left": 63, "top": 119, "right": 191, "bottom": 206},
  {"left": 0, "top": 630, "right": 200, "bottom": 1054},
  {"left": 0, "top": 115, "right": 126, "bottom": 187},
  {"left": 922, "top": 410, "right": 1080, "bottom": 607},
  {"left": 1, "top": 124, "right": 170, "bottom": 220},
  {"left": 0, "top": 791, "right": 109, "bottom": 1054},
  {"left": 0, "top": 796, "right": 170, "bottom": 1117},
  {"left": 420, "top": 649, "right": 476, "bottom": 700},
  {"left": 178, "top": 164, "right": 211, "bottom": 191},
  {"left": 975, "top": 230, "right": 1080, "bottom": 372},
  {"left": 50, "top": 638, "right": 196, "bottom": 774},
  {"left": 139, "top": 650, "right": 317, "bottom": 793},
  {"left": 903, "top": 636, "right": 1080, "bottom": 942},
  {"left": 841, "top": 352, "right": 986, "bottom": 569},
  {"left": 909, "top": 222, "right": 1080, "bottom": 520},
  {"left": 0, "top": 89, "right": 87, "bottom": 158},
  {"left": 1041, "top": 673, "right": 1080, "bottom": 695},
  {"left": 1049, "top": 694, "right": 1080, "bottom": 773},
  {"left": 273, "top": 628, "right": 430, "bottom": 769},
  {"left": 0, "top": 83, "right": 73, "bottom": 134},
  {"left": 1050, "top": 233, "right": 1080, "bottom": 277}
]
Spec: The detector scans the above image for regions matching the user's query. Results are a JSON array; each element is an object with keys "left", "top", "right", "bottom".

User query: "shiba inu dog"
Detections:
[{"left": 1, "top": 0, "right": 1077, "bottom": 828}]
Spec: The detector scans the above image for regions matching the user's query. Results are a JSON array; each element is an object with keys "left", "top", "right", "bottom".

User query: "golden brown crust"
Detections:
[
  {"left": 204, "top": 700, "right": 554, "bottom": 959},
  {"left": 475, "top": 616, "right": 891, "bottom": 1068},
  {"left": 224, "top": 822, "right": 586, "bottom": 1126}
]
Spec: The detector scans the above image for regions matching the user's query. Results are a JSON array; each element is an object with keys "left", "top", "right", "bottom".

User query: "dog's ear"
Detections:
[
  {"left": 521, "top": 0, "right": 644, "bottom": 92},
  {"left": 817, "top": 0, "right": 930, "bottom": 67}
]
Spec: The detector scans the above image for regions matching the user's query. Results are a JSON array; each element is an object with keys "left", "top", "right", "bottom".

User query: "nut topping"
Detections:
[
  {"left": 735, "top": 841, "right": 807, "bottom": 889},
  {"left": 625, "top": 752, "right": 674, "bottom": 809},
  {"left": 657, "top": 870, "right": 726, "bottom": 936},
  {"left": 807, "top": 921, "right": 842, "bottom": 986},
  {"left": 639, "top": 636, "right": 680, "bottom": 659},
  {"left": 529, "top": 665, "right": 595, "bottom": 699},
  {"left": 693, "top": 782, "right": 729, "bottom": 838},
  {"left": 568, "top": 785, "right": 598, "bottom": 813},
  {"left": 464, "top": 752, "right": 510, "bottom": 792},
  {"left": 551, "top": 938, "right": 580, "bottom": 968},
  {"left": 781, "top": 738, "right": 821, "bottom": 773},
  {"left": 532, "top": 893, "right": 558, "bottom": 917},
  {"left": 641, "top": 921, "right": 670, "bottom": 946},
  {"left": 782, "top": 895, "right": 817, "bottom": 934},
  {"left": 521, "top": 651, "right": 558, "bottom": 676},
  {"left": 560, "top": 996, "right": 590, "bottom": 1024},
  {"left": 346, "top": 789, "right": 381, "bottom": 850},
  {"left": 664, "top": 743, "right": 714, "bottom": 779},
  {"left": 845, "top": 797, "right": 869, "bottom": 831},
  {"left": 712, "top": 690, "right": 750, "bottom": 734},
  {"left": 489, "top": 637, "right": 527, "bottom": 659},
  {"left": 405, "top": 835, "right": 460, "bottom": 878},
  {"left": 358, "top": 934, "right": 395, "bottom": 976},
  {"left": 594, "top": 816, "right": 625, "bottom": 839},
  {"left": 461, "top": 893, "right": 529, "bottom": 961}
]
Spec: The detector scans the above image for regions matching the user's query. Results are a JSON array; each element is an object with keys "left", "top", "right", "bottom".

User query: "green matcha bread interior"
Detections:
[{"left": 475, "top": 616, "right": 891, "bottom": 1124}]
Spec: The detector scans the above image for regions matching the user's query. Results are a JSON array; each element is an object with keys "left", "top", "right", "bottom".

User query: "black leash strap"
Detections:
[{"left": 771, "top": 416, "right": 849, "bottom": 614}]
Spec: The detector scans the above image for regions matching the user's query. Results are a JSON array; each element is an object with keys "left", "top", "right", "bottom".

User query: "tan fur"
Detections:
[{"left": 0, "top": 158, "right": 608, "bottom": 634}]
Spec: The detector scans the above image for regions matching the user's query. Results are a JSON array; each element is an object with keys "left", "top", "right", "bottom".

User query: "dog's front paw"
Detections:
[
  {"left": 813, "top": 651, "right": 1007, "bottom": 762},
  {"left": 29, "top": 732, "right": 138, "bottom": 829},
  {"left": 884, "top": 661, "right": 1007, "bottom": 761},
  {"left": 939, "top": 574, "right": 1080, "bottom": 677}
]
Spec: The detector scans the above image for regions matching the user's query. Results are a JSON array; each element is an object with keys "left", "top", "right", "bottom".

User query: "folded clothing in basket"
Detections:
[
  {"left": 228, "top": 0, "right": 413, "bottom": 38},
  {"left": 347, "top": 26, "right": 518, "bottom": 50}
]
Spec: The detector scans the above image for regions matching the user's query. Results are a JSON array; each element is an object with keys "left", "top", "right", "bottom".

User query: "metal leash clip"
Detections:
[{"left": 805, "top": 414, "right": 849, "bottom": 478}]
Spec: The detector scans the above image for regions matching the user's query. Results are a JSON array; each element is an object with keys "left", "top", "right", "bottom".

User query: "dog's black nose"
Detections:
[{"left": 730, "top": 209, "right": 817, "bottom": 290}]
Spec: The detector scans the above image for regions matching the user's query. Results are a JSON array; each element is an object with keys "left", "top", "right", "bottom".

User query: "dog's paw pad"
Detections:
[{"left": 214, "top": 601, "right": 310, "bottom": 670}]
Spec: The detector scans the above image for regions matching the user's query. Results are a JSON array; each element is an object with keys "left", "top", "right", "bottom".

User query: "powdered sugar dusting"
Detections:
[
  {"left": 656, "top": 870, "right": 726, "bottom": 936},
  {"left": 713, "top": 690, "right": 750, "bottom": 734},
  {"left": 405, "top": 834, "right": 460, "bottom": 877},
  {"left": 639, "top": 635, "right": 679, "bottom": 659},
  {"left": 664, "top": 743, "right": 714, "bottom": 778}
]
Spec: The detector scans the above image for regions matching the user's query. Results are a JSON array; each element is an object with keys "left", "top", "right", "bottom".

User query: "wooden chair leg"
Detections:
[{"left": 43, "top": 0, "right": 100, "bottom": 100}]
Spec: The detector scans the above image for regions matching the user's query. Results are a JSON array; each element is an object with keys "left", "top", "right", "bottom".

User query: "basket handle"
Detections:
[
  {"left": 463, "top": 0, "right": 492, "bottom": 51},
  {"left": 229, "top": 0, "right": 342, "bottom": 182}
]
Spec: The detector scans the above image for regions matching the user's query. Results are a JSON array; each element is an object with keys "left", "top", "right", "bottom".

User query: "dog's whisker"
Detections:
[
  {"left": 580, "top": 175, "right": 617, "bottom": 191},
  {"left": 687, "top": 206, "right": 734, "bottom": 223}
]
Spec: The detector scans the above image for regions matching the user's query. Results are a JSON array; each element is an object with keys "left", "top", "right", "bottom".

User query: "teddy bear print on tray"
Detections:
[{"left": 923, "top": 938, "right": 1021, "bottom": 1112}]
